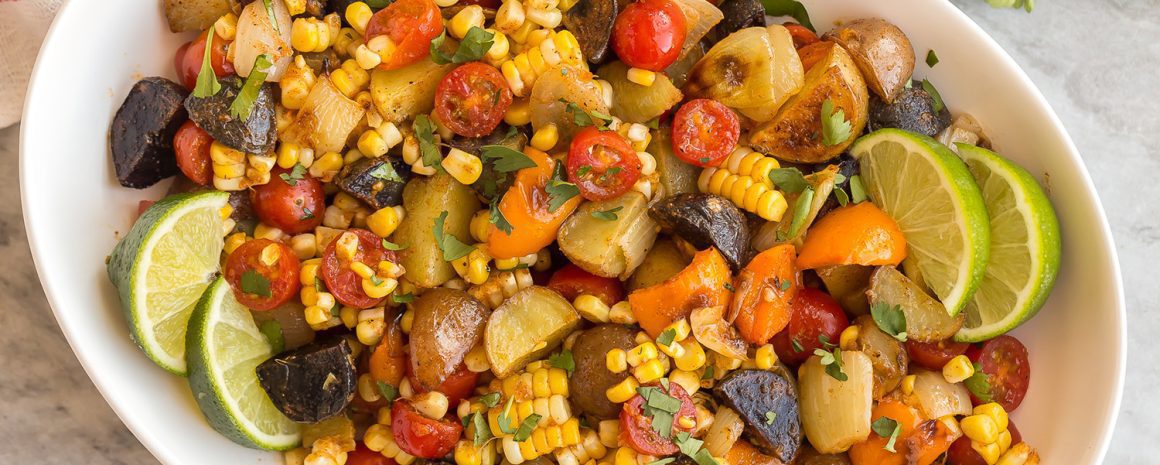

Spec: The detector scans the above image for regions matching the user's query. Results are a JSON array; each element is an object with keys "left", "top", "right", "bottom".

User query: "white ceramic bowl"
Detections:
[{"left": 20, "top": 0, "right": 1124, "bottom": 464}]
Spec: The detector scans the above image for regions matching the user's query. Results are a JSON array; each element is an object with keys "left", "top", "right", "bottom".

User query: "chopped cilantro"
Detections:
[
  {"left": 820, "top": 98, "right": 852, "bottom": 147},
  {"left": 548, "top": 350, "right": 575, "bottom": 376},
  {"left": 279, "top": 163, "right": 308, "bottom": 186},
  {"left": 813, "top": 347, "right": 848, "bottom": 381},
  {"left": 413, "top": 115, "right": 443, "bottom": 172},
  {"left": 760, "top": 0, "right": 814, "bottom": 32},
  {"left": 591, "top": 206, "right": 624, "bottom": 221},
  {"left": 768, "top": 167, "right": 809, "bottom": 193},
  {"left": 546, "top": 162, "right": 580, "bottom": 213},
  {"left": 921, "top": 79, "right": 945, "bottom": 113},
  {"left": 764, "top": 411, "right": 777, "bottom": 425},
  {"left": 926, "top": 49, "right": 940, "bottom": 68},
  {"left": 259, "top": 320, "right": 284, "bottom": 354},
  {"left": 498, "top": 396, "right": 516, "bottom": 434},
  {"left": 872, "top": 417, "right": 902, "bottom": 453},
  {"left": 849, "top": 174, "right": 868, "bottom": 203},
  {"left": 479, "top": 392, "right": 502, "bottom": 408},
  {"left": 433, "top": 210, "right": 475, "bottom": 261},
  {"left": 391, "top": 293, "right": 415, "bottom": 304},
  {"left": 482, "top": 145, "right": 537, "bottom": 172},
  {"left": 192, "top": 31, "right": 221, "bottom": 98},
  {"left": 787, "top": 187, "right": 815, "bottom": 238},
  {"left": 430, "top": 27, "right": 496, "bottom": 65},
  {"left": 965, "top": 363, "right": 993, "bottom": 402},
  {"left": 381, "top": 239, "right": 406, "bottom": 251},
  {"left": 229, "top": 54, "right": 273, "bottom": 120},
  {"left": 871, "top": 301, "right": 908, "bottom": 341},
  {"left": 470, "top": 412, "right": 492, "bottom": 445},
  {"left": 513, "top": 414, "right": 542, "bottom": 441},
  {"left": 560, "top": 98, "right": 613, "bottom": 129},
  {"left": 369, "top": 161, "right": 404, "bottom": 183},
  {"left": 489, "top": 199, "right": 514, "bottom": 235},
  {"left": 240, "top": 269, "right": 271, "bottom": 298},
  {"left": 376, "top": 381, "right": 399, "bottom": 402}
]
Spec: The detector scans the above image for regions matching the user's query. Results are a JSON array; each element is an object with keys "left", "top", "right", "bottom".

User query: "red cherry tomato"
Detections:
[
  {"left": 783, "top": 23, "right": 819, "bottom": 49},
  {"left": 250, "top": 167, "right": 326, "bottom": 235},
  {"left": 136, "top": 200, "right": 156, "bottom": 218},
  {"left": 347, "top": 442, "right": 398, "bottom": 465},
  {"left": 434, "top": 62, "right": 513, "bottom": 138},
  {"left": 671, "top": 99, "right": 740, "bottom": 168},
  {"left": 771, "top": 287, "right": 850, "bottom": 366},
  {"left": 320, "top": 229, "right": 397, "bottom": 309},
  {"left": 406, "top": 361, "right": 480, "bottom": 405},
  {"left": 967, "top": 335, "right": 1031, "bottom": 411},
  {"left": 947, "top": 421, "right": 1022, "bottom": 465},
  {"left": 610, "top": 0, "right": 687, "bottom": 71},
  {"left": 175, "top": 31, "right": 234, "bottom": 90},
  {"left": 548, "top": 264, "right": 625, "bottom": 306},
  {"left": 365, "top": 0, "right": 443, "bottom": 70},
  {"left": 173, "top": 120, "right": 214, "bottom": 185},
  {"left": 907, "top": 339, "right": 971, "bottom": 370},
  {"left": 224, "top": 239, "right": 301, "bottom": 311},
  {"left": 620, "top": 382, "right": 696, "bottom": 455},
  {"left": 391, "top": 398, "right": 462, "bottom": 459},
  {"left": 566, "top": 127, "right": 642, "bottom": 201}
]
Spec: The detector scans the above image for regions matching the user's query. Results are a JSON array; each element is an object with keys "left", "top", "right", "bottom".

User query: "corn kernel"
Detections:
[
  {"left": 973, "top": 441, "right": 1002, "bottom": 465},
  {"left": 531, "top": 123, "right": 559, "bottom": 151},
  {"left": 505, "top": 99, "right": 532, "bottom": 126},
  {"left": 412, "top": 391, "right": 450, "bottom": 419},
  {"left": 224, "top": 232, "right": 247, "bottom": 255},
  {"left": 487, "top": 29, "right": 511, "bottom": 61},
  {"left": 901, "top": 374, "right": 916, "bottom": 395},
  {"left": 626, "top": 68, "right": 656, "bottom": 86},
  {"left": 995, "top": 443, "right": 1038, "bottom": 465},
  {"left": 450, "top": 5, "right": 486, "bottom": 39},
  {"left": 362, "top": 277, "right": 398, "bottom": 299},
  {"left": 456, "top": 441, "right": 483, "bottom": 465},
  {"left": 442, "top": 148, "right": 484, "bottom": 185},
  {"left": 997, "top": 430, "right": 1013, "bottom": 454},
  {"left": 633, "top": 359, "right": 665, "bottom": 384},
  {"left": 548, "top": 368, "right": 568, "bottom": 395},
  {"left": 674, "top": 339, "right": 706, "bottom": 372},
  {"left": 366, "top": 206, "right": 404, "bottom": 238},
  {"left": 304, "top": 305, "right": 331, "bottom": 325},
  {"left": 606, "top": 348, "right": 628, "bottom": 373},
  {"left": 754, "top": 344, "right": 777, "bottom": 370},
  {"left": 495, "top": 0, "right": 526, "bottom": 34},
  {"left": 943, "top": 354, "right": 975, "bottom": 384},
  {"left": 574, "top": 294, "right": 611, "bottom": 323},
  {"left": 962, "top": 414, "right": 1000, "bottom": 444},
  {"left": 973, "top": 403, "right": 1010, "bottom": 432},
  {"left": 605, "top": 377, "right": 639, "bottom": 403},
  {"left": 609, "top": 301, "right": 635, "bottom": 324},
  {"left": 669, "top": 369, "right": 700, "bottom": 396},
  {"left": 345, "top": 1, "right": 373, "bottom": 35}
]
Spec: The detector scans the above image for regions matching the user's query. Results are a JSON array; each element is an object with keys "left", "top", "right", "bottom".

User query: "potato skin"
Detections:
[
  {"left": 749, "top": 42, "right": 869, "bottom": 164},
  {"left": 409, "top": 289, "right": 489, "bottom": 391},
  {"left": 823, "top": 18, "right": 916, "bottom": 104},
  {"left": 568, "top": 325, "right": 638, "bottom": 419}
]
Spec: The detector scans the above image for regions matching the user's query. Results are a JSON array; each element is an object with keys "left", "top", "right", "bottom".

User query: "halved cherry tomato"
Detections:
[
  {"left": 620, "top": 382, "right": 696, "bottom": 455},
  {"left": 966, "top": 335, "right": 1031, "bottom": 411},
  {"left": 224, "top": 239, "right": 301, "bottom": 310},
  {"left": 406, "top": 361, "right": 480, "bottom": 405},
  {"left": 907, "top": 339, "right": 971, "bottom": 371},
  {"left": 250, "top": 167, "right": 326, "bottom": 235},
  {"left": 434, "top": 62, "right": 513, "bottom": 138},
  {"left": 173, "top": 120, "right": 213, "bottom": 185},
  {"left": 364, "top": 0, "right": 443, "bottom": 70},
  {"left": 175, "top": 31, "right": 234, "bottom": 90},
  {"left": 547, "top": 264, "right": 624, "bottom": 306},
  {"left": 348, "top": 442, "right": 398, "bottom": 465},
  {"left": 321, "top": 229, "right": 398, "bottom": 309},
  {"left": 671, "top": 99, "right": 740, "bottom": 168},
  {"left": 391, "top": 398, "right": 462, "bottom": 459},
  {"left": 731, "top": 244, "right": 799, "bottom": 345},
  {"left": 770, "top": 287, "right": 849, "bottom": 366},
  {"left": 567, "top": 127, "right": 641, "bottom": 201},
  {"left": 784, "top": 23, "right": 819, "bottom": 49},
  {"left": 947, "top": 421, "right": 1021, "bottom": 465},
  {"left": 610, "top": 0, "right": 687, "bottom": 71}
]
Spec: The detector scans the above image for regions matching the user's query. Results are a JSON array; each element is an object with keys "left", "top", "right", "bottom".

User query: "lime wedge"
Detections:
[
  {"left": 850, "top": 129, "right": 990, "bottom": 316},
  {"left": 954, "top": 144, "right": 1061, "bottom": 342},
  {"left": 186, "top": 277, "right": 300, "bottom": 450},
  {"left": 107, "top": 191, "right": 229, "bottom": 375}
]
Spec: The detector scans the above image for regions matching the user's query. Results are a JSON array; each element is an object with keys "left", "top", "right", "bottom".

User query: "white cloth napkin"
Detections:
[{"left": 0, "top": 0, "right": 64, "bottom": 128}]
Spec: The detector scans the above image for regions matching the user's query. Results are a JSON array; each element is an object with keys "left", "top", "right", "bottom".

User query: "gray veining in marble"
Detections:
[{"left": 1, "top": 0, "right": 1157, "bottom": 463}]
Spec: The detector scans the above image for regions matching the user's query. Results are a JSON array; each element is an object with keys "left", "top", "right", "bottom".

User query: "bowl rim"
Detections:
[{"left": 18, "top": 0, "right": 1126, "bottom": 464}]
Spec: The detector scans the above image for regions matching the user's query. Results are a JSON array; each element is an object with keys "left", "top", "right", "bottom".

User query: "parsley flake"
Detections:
[
  {"left": 259, "top": 320, "right": 284, "bottom": 354},
  {"left": 391, "top": 293, "right": 415, "bottom": 304},
  {"left": 768, "top": 167, "right": 810, "bottom": 193},
  {"left": 192, "top": 31, "right": 221, "bottom": 98},
  {"left": 413, "top": 115, "right": 443, "bottom": 172},
  {"left": 300, "top": 206, "right": 314, "bottom": 221},
  {"left": 548, "top": 350, "right": 575, "bottom": 376},
  {"left": 657, "top": 328, "right": 677, "bottom": 347},
  {"left": 381, "top": 239, "right": 406, "bottom": 251},
  {"left": 964, "top": 363, "right": 993, "bottom": 402},
  {"left": 921, "top": 79, "right": 945, "bottom": 113},
  {"left": 764, "top": 411, "right": 777, "bottom": 425},
  {"left": 434, "top": 210, "right": 475, "bottom": 261},
  {"left": 872, "top": 417, "right": 902, "bottom": 453},
  {"left": 369, "top": 161, "right": 404, "bottom": 183},
  {"left": 560, "top": 99, "right": 613, "bottom": 129},
  {"left": 279, "top": 163, "right": 308, "bottom": 186},
  {"left": 813, "top": 347, "right": 848, "bottom": 381},
  {"left": 240, "top": 269, "right": 272, "bottom": 298},
  {"left": 482, "top": 145, "right": 536, "bottom": 172},
  {"left": 498, "top": 396, "right": 516, "bottom": 434},
  {"left": 376, "top": 381, "right": 399, "bottom": 402},
  {"left": 546, "top": 162, "right": 580, "bottom": 213},
  {"left": 230, "top": 54, "right": 273, "bottom": 120},
  {"left": 787, "top": 187, "right": 815, "bottom": 238},
  {"left": 489, "top": 199, "right": 514, "bottom": 235},
  {"left": 513, "top": 414, "right": 542, "bottom": 442},
  {"left": 591, "top": 206, "right": 624, "bottom": 221},
  {"left": 821, "top": 98, "right": 853, "bottom": 147},
  {"left": 261, "top": 0, "right": 280, "bottom": 33},
  {"left": 926, "top": 50, "right": 940, "bottom": 68},
  {"left": 871, "top": 301, "right": 908, "bottom": 341},
  {"left": 479, "top": 392, "right": 502, "bottom": 408},
  {"left": 849, "top": 175, "right": 868, "bottom": 203},
  {"left": 470, "top": 412, "right": 492, "bottom": 445},
  {"left": 430, "top": 27, "right": 496, "bottom": 65},
  {"left": 701, "top": 366, "right": 715, "bottom": 380},
  {"left": 636, "top": 386, "right": 680, "bottom": 439}
]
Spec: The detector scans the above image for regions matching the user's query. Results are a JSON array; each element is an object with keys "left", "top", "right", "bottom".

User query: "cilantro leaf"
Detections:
[
  {"left": 434, "top": 210, "right": 475, "bottom": 261},
  {"left": 365, "top": 0, "right": 391, "bottom": 7},
  {"left": 871, "top": 301, "right": 908, "bottom": 341},
  {"left": 926, "top": 49, "right": 940, "bottom": 68},
  {"left": 381, "top": 239, "right": 406, "bottom": 251},
  {"left": 370, "top": 161, "right": 404, "bottom": 183},
  {"left": 391, "top": 293, "right": 415, "bottom": 304},
  {"left": 229, "top": 54, "right": 273, "bottom": 120},
  {"left": 644, "top": 117, "right": 660, "bottom": 130},
  {"left": 964, "top": 363, "right": 993, "bottom": 402},
  {"left": 636, "top": 386, "right": 680, "bottom": 438},
  {"left": 921, "top": 79, "right": 945, "bottom": 113},
  {"left": 834, "top": 187, "right": 850, "bottom": 206},
  {"left": 591, "top": 206, "right": 623, "bottom": 221},
  {"left": 279, "top": 163, "right": 308, "bottom": 186},
  {"left": 814, "top": 347, "right": 847, "bottom": 381},
  {"left": 300, "top": 206, "right": 315, "bottom": 221},
  {"left": 192, "top": 31, "right": 221, "bottom": 98},
  {"left": 470, "top": 412, "right": 492, "bottom": 446},
  {"left": 546, "top": 162, "right": 580, "bottom": 213},
  {"left": 791, "top": 339, "right": 804, "bottom": 353},
  {"left": 701, "top": 366, "right": 714, "bottom": 380},
  {"left": 240, "top": 269, "right": 272, "bottom": 298},
  {"left": 759, "top": 0, "right": 814, "bottom": 32},
  {"left": 560, "top": 99, "right": 613, "bottom": 129},
  {"left": 674, "top": 432, "right": 720, "bottom": 465},
  {"left": 764, "top": 411, "right": 777, "bottom": 425},
  {"left": 513, "top": 414, "right": 542, "bottom": 441},
  {"left": 413, "top": 115, "right": 443, "bottom": 172},
  {"left": 657, "top": 328, "right": 677, "bottom": 347},
  {"left": 548, "top": 350, "right": 575, "bottom": 376},
  {"left": 871, "top": 417, "right": 902, "bottom": 453},
  {"left": 479, "top": 392, "right": 502, "bottom": 408},
  {"left": 498, "top": 396, "right": 516, "bottom": 434},
  {"left": 821, "top": 98, "right": 852, "bottom": 147},
  {"left": 431, "top": 27, "right": 496, "bottom": 65},
  {"left": 787, "top": 187, "right": 815, "bottom": 238},
  {"left": 482, "top": 145, "right": 537, "bottom": 172},
  {"left": 259, "top": 320, "right": 284, "bottom": 354},
  {"left": 489, "top": 199, "right": 514, "bottom": 235},
  {"left": 768, "top": 167, "right": 810, "bottom": 193},
  {"left": 376, "top": 381, "right": 399, "bottom": 402},
  {"left": 849, "top": 174, "right": 868, "bottom": 203}
]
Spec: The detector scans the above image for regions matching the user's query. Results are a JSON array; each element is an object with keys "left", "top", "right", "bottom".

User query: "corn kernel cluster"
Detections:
[
  {"left": 697, "top": 147, "right": 789, "bottom": 221},
  {"left": 960, "top": 403, "right": 1028, "bottom": 465}
]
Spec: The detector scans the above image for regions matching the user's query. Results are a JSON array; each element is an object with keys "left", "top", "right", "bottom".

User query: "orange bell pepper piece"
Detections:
[
  {"left": 849, "top": 400, "right": 922, "bottom": 465},
  {"left": 904, "top": 419, "right": 959, "bottom": 465},
  {"left": 731, "top": 244, "right": 799, "bottom": 345},
  {"left": 369, "top": 310, "right": 406, "bottom": 385},
  {"left": 724, "top": 440, "right": 783, "bottom": 465},
  {"left": 796, "top": 202, "right": 907, "bottom": 270},
  {"left": 628, "top": 247, "right": 733, "bottom": 337},
  {"left": 486, "top": 148, "right": 582, "bottom": 259}
]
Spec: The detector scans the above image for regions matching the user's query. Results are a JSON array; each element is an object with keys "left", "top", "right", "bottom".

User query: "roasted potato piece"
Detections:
[
  {"left": 749, "top": 41, "right": 869, "bottom": 164},
  {"left": 650, "top": 193, "right": 751, "bottom": 271},
  {"left": 164, "top": 0, "right": 233, "bottom": 32},
  {"left": 851, "top": 315, "right": 908, "bottom": 399},
  {"left": 569, "top": 325, "right": 638, "bottom": 418},
  {"left": 684, "top": 26, "right": 804, "bottom": 123},
  {"left": 255, "top": 337, "right": 356, "bottom": 423},
  {"left": 557, "top": 192, "right": 658, "bottom": 279},
  {"left": 110, "top": 77, "right": 187, "bottom": 189},
  {"left": 816, "top": 265, "right": 873, "bottom": 316},
  {"left": 393, "top": 173, "right": 481, "bottom": 288},
  {"left": 409, "top": 289, "right": 489, "bottom": 391},
  {"left": 867, "top": 266, "right": 964, "bottom": 342},
  {"left": 485, "top": 287, "right": 580, "bottom": 378},
  {"left": 185, "top": 75, "right": 279, "bottom": 154},
  {"left": 627, "top": 238, "right": 690, "bottom": 291},
  {"left": 714, "top": 369, "right": 802, "bottom": 463},
  {"left": 370, "top": 58, "right": 456, "bottom": 124},
  {"left": 822, "top": 18, "right": 916, "bottom": 104},
  {"left": 598, "top": 61, "right": 683, "bottom": 123}
]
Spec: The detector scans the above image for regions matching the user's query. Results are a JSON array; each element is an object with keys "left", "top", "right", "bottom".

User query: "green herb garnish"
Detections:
[
  {"left": 369, "top": 162, "right": 404, "bottom": 183},
  {"left": 377, "top": 381, "right": 399, "bottom": 402},
  {"left": 926, "top": 50, "right": 940, "bottom": 68},
  {"left": 391, "top": 293, "right": 415, "bottom": 304},
  {"left": 871, "top": 301, "right": 908, "bottom": 341},
  {"left": 548, "top": 349, "right": 575, "bottom": 376},
  {"left": 813, "top": 346, "right": 847, "bottom": 381},
  {"left": 760, "top": 0, "right": 814, "bottom": 31},
  {"left": 259, "top": 320, "right": 284, "bottom": 354},
  {"left": 657, "top": 328, "right": 677, "bottom": 347},
  {"left": 849, "top": 174, "right": 868, "bottom": 203},
  {"left": 381, "top": 239, "right": 406, "bottom": 251},
  {"left": 921, "top": 79, "right": 945, "bottom": 113},
  {"left": 591, "top": 206, "right": 623, "bottom": 221},
  {"left": 470, "top": 412, "right": 492, "bottom": 445},
  {"left": 560, "top": 99, "right": 613, "bottom": 129},
  {"left": 546, "top": 162, "right": 580, "bottom": 213},
  {"left": 229, "top": 54, "right": 273, "bottom": 120},
  {"left": 240, "top": 269, "right": 271, "bottom": 298},
  {"left": 821, "top": 98, "right": 852, "bottom": 147},
  {"left": 764, "top": 411, "right": 777, "bottom": 425},
  {"left": 413, "top": 115, "right": 443, "bottom": 172},
  {"left": 279, "top": 163, "right": 308, "bottom": 186},
  {"left": 513, "top": 414, "right": 542, "bottom": 441},
  {"left": 787, "top": 187, "right": 815, "bottom": 238},
  {"left": 482, "top": 145, "right": 537, "bottom": 172},
  {"left": 489, "top": 199, "right": 514, "bottom": 235},
  {"left": 965, "top": 363, "right": 993, "bottom": 402},
  {"left": 192, "top": 31, "right": 221, "bottom": 98},
  {"left": 768, "top": 167, "right": 809, "bottom": 193},
  {"left": 434, "top": 210, "right": 475, "bottom": 261},
  {"left": 479, "top": 392, "right": 502, "bottom": 408},
  {"left": 430, "top": 27, "right": 496, "bottom": 64},
  {"left": 871, "top": 417, "right": 902, "bottom": 452},
  {"left": 498, "top": 396, "right": 516, "bottom": 434}
]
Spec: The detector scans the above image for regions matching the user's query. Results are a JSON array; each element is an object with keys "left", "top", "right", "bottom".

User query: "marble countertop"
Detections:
[{"left": 1, "top": 0, "right": 1156, "bottom": 463}]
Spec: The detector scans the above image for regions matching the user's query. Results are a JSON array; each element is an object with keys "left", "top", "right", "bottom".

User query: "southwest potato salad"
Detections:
[{"left": 105, "top": 1, "right": 1058, "bottom": 465}]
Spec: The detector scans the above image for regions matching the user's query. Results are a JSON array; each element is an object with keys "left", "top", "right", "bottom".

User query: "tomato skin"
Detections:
[
  {"left": 771, "top": 287, "right": 849, "bottom": 366},
  {"left": 611, "top": 0, "right": 687, "bottom": 71},
  {"left": 348, "top": 442, "right": 398, "bottom": 465},
  {"left": 250, "top": 167, "right": 326, "bottom": 235},
  {"left": 391, "top": 399, "right": 463, "bottom": 459},
  {"left": 365, "top": 0, "right": 443, "bottom": 70},
  {"left": 946, "top": 421, "right": 1021, "bottom": 465},
  {"left": 224, "top": 239, "right": 301, "bottom": 310},
  {"left": 671, "top": 99, "right": 740, "bottom": 167},
  {"left": 176, "top": 31, "right": 234, "bottom": 90},
  {"left": 548, "top": 264, "right": 625, "bottom": 306},
  {"left": 321, "top": 229, "right": 397, "bottom": 309},
  {"left": 784, "top": 23, "right": 819, "bottom": 49},
  {"left": 620, "top": 382, "right": 696, "bottom": 455},
  {"left": 566, "top": 127, "right": 642, "bottom": 201},
  {"left": 406, "top": 361, "right": 480, "bottom": 405},
  {"left": 434, "top": 62, "right": 513, "bottom": 138},
  {"left": 907, "top": 339, "right": 971, "bottom": 370},
  {"left": 173, "top": 120, "right": 214, "bottom": 185},
  {"left": 966, "top": 335, "right": 1031, "bottom": 411}
]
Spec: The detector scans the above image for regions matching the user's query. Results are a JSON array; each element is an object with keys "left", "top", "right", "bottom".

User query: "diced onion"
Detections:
[
  {"left": 234, "top": 0, "right": 294, "bottom": 81},
  {"left": 912, "top": 370, "right": 973, "bottom": 419},
  {"left": 798, "top": 350, "right": 873, "bottom": 454},
  {"left": 703, "top": 407, "right": 744, "bottom": 457}
]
